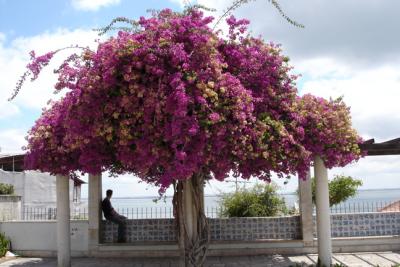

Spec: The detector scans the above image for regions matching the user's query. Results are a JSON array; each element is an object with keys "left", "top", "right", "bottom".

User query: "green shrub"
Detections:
[
  {"left": 0, "top": 183, "right": 14, "bottom": 195},
  {"left": 219, "top": 183, "right": 290, "bottom": 217},
  {"left": 311, "top": 175, "right": 362, "bottom": 207},
  {"left": 0, "top": 232, "right": 10, "bottom": 257}
]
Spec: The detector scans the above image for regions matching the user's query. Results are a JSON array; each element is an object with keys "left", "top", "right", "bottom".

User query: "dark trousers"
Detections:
[{"left": 108, "top": 214, "right": 127, "bottom": 242}]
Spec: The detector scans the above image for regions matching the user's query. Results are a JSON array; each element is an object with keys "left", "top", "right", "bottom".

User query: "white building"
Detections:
[{"left": 0, "top": 154, "right": 86, "bottom": 211}]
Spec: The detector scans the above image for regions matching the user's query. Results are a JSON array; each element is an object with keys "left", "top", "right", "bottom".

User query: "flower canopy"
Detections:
[{"left": 21, "top": 9, "right": 363, "bottom": 192}]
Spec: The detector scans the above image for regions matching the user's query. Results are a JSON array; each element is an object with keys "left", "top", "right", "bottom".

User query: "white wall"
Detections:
[
  {"left": 23, "top": 171, "right": 58, "bottom": 206},
  {"left": 0, "top": 220, "right": 88, "bottom": 255},
  {"left": 0, "top": 170, "right": 77, "bottom": 208},
  {"left": 0, "top": 170, "right": 25, "bottom": 201},
  {"left": 0, "top": 195, "right": 21, "bottom": 220}
]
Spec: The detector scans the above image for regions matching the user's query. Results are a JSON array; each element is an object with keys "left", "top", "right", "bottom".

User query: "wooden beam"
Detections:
[
  {"left": 359, "top": 142, "right": 400, "bottom": 151},
  {"left": 365, "top": 150, "right": 400, "bottom": 156},
  {"left": 359, "top": 138, "right": 400, "bottom": 156},
  {"left": 382, "top": 138, "right": 400, "bottom": 144},
  {"left": 363, "top": 139, "right": 375, "bottom": 145}
]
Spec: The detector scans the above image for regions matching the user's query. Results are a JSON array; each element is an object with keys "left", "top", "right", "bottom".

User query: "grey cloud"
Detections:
[
  {"left": 207, "top": 0, "right": 400, "bottom": 67},
  {"left": 354, "top": 116, "right": 400, "bottom": 142}
]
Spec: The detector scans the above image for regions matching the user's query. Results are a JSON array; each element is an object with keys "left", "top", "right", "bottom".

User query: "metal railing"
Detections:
[
  {"left": 22, "top": 207, "right": 58, "bottom": 220},
  {"left": 329, "top": 200, "right": 400, "bottom": 214},
  {"left": 18, "top": 206, "right": 175, "bottom": 220},
  {"left": 2, "top": 200, "right": 400, "bottom": 221},
  {"left": 16, "top": 206, "right": 220, "bottom": 220},
  {"left": 110, "top": 207, "right": 175, "bottom": 219}
]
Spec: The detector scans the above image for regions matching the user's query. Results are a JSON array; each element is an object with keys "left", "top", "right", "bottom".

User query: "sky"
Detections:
[{"left": 0, "top": 0, "right": 399, "bottom": 198}]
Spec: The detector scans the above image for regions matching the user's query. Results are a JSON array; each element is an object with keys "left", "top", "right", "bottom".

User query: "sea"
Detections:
[{"left": 80, "top": 188, "right": 400, "bottom": 217}]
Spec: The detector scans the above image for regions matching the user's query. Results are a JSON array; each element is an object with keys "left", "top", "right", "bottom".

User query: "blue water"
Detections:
[{"left": 84, "top": 188, "right": 400, "bottom": 212}]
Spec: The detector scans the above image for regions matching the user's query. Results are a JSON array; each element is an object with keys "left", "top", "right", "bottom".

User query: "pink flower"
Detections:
[
  {"left": 209, "top": 112, "right": 220, "bottom": 123},
  {"left": 20, "top": 9, "right": 363, "bottom": 193}
]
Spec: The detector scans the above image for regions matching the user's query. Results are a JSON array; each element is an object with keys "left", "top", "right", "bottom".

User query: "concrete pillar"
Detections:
[
  {"left": 56, "top": 175, "right": 71, "bottom": 267},
  {"left": 314, "top": 156, "right": 332, "bottom": 266},
  {"left": 88, "top": 173, "right": 102, "bottom": 251},
  {"left": 298, "top": 171, "right": 313, "bottom": 246}
]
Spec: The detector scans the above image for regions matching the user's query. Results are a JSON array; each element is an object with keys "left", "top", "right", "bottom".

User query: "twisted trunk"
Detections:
[{"left": 173, "top": 173, "right": 209, "bottom": 267}]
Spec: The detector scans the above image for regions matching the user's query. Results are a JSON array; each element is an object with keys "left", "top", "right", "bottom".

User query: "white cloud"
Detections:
[
  {"left": 300, "top": 63, "right": 400, "bottom": 141},
  {"left": 0, "top": 102, "right": 19, "bottom": 119},
  {"left": 294, "top": 57, "right": 354, "bottom": 80},
  {"left": 71, "top": 0, "right": 121, "bottom": 11},
  {"left": 0, "top": 28, "right": 100, "bottom": 112},
  {"left": 329, "top": 156, "right": 400, "bottom": 190},
  {"left": 198, "top": 0, "right": 400, "bottom": 68},
  {"left": 0, "top": 128, "right": 26, "bottom": 153},
  {"left": 169, "top": 0, "right": 186, "bottom": 8}
]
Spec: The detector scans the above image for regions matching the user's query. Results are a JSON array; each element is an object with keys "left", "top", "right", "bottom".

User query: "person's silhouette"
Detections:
[{"left": 102, "top": 189, "right": 127, "bottom": 243}]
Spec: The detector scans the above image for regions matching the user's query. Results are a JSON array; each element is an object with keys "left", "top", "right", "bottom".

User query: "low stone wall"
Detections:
[
  {"left": 0, "top": 195, "right": 21, "bottom": 220},
  {"left": 101, "top": 216, "right": 301, "bottom": 243},
  {"left": 209, "top": 216, "right": 301, "bottom": 241},
  {"left": 330, "top": 212, "right": 400, "bottom": 237},
  {"left": 102, "top": 212, "right": 400, "bottom": 243},
  {"left": 101, "top": 219, "right": 176, "bottom": 243},
  {"left": 2, "top": 213, "right": 400, "bottom": 257}
]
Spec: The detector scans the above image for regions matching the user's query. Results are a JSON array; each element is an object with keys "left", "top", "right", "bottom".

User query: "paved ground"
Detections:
[{"left": 1, "top": 252, "right": 400, "bottom": 267}]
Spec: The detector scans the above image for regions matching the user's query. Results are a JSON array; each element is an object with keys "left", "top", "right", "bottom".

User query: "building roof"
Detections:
[
  {"left": 0, "top": 153, "right": 86, "bottom": 185},
  {"left": 0, "top": 154, "right": 25, "bottom": 172},
  {"left": 378, "top": 200, "right": 400, "bottom": 212}
]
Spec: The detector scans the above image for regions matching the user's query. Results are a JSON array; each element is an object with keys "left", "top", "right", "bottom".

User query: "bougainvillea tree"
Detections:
[{"left": 11, "top": 7, "right": 363, "bottom": 267}]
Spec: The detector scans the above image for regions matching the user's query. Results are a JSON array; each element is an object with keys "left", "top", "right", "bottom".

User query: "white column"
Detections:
[
  {"left": 88, "top": 173, "right": 102, "bottom": 251},
  {"left": 56, "top": 175, "right": 71, "bottom": 267},
  {"left": 298, "top": 171, "right": 313, "bottom": 246},
  {"left": 314, "top": 156, "right": 332, "bottom": 266}
]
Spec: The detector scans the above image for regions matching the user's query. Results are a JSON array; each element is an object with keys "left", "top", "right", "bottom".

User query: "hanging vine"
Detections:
[{"left": 213, "top": 0, "right": 305, "bottom": 29}]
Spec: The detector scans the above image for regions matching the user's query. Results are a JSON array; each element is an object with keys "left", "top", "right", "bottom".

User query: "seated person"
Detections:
[{"left": 102, "top": 189, "right": 127, "bottom": 243}]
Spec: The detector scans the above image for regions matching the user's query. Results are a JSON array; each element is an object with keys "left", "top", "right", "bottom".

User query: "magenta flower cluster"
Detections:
[{"left": 22, "top": 9, "right": 363, "bottom": 191}]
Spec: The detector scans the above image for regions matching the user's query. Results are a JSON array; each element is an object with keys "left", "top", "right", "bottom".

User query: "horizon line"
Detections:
[{"left": 81, "top": 187, "right": 400, "bottom": 199}]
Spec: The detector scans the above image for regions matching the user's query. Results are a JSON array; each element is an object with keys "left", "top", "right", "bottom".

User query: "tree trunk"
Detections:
[{"left": 173, "top": 174, "right": 209, "bottom": 267}]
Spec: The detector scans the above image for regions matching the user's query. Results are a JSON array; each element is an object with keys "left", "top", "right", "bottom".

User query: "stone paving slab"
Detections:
[
  {"left": 379, "top": 253, "right": 400, "bottom": 265},
  {"left": 287, "top": 255, "right": 315, "bottom": 265},
  {"left": 302, "top": 254, "right": 344, "bottom": 266},
  {"left": 1, "top": 252, "right": 400, "bottom": 267},
  {"left": 333, "top": 254, "right": 373, "bottom": 267},
  {"left": 356, "top": 253, "right": 396, "bottom": 266}
]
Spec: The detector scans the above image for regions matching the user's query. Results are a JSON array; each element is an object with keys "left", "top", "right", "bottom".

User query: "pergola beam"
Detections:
[
  {"left": 359, "top": 138, "right": 400, "bottom": 156},
  {"left": 363, "top": 150, "right": 400, "bottom": 156},
  {"left": 382, "top": 137, "right": 400, "bottom": 144}
]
